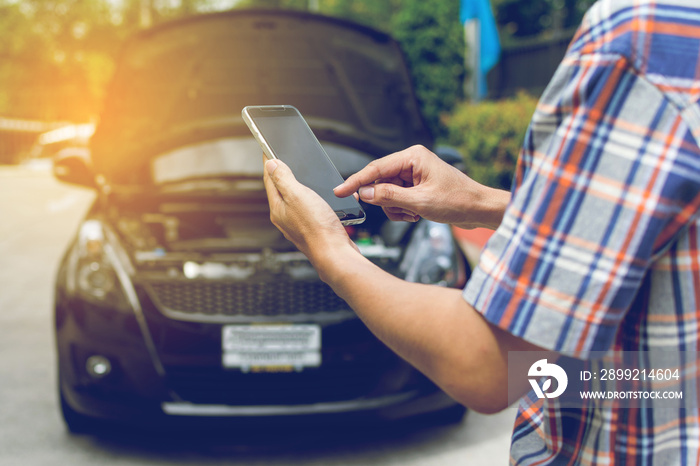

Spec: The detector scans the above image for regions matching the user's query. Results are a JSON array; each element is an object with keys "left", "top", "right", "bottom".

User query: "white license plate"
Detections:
[{"left": 222, "top": 325, "right": 321, "bottom": 371}]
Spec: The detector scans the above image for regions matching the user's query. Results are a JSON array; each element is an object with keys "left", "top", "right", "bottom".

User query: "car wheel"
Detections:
[
  {"left": 59, "top": 386, "right": 99, "bottom": 434},
  {"left": 419, "top": 404, "right": 468, "bottom": 427},
  {"left": 436, "top": 404, "right": 468, "bottom": 424}
]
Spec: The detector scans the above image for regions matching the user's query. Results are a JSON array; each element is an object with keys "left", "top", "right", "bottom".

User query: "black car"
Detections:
[{"left": 53, "top": 9, "right": 469, "bottom": 433}]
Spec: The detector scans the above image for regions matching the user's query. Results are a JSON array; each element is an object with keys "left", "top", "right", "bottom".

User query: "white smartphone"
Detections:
[{"left": 242, "top": 105, "right": 366, "bottom": 226}]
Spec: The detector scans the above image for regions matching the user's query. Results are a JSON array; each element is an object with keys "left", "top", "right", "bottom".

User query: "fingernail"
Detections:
[
  {"left": 266, "top": 159, "right": 278, "bottom": 174},
  {"left": 358, "top": 186, "right": 374, "bottom": 200}
]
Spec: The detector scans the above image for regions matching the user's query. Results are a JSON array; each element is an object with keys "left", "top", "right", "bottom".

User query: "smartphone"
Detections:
[{"left": 242, "top": 105, "right": 366, "bottom": 225}]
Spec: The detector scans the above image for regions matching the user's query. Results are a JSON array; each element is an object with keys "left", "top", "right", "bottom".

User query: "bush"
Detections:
[{"left": 444, "top": 91, "right": 538, "bottom": 190}]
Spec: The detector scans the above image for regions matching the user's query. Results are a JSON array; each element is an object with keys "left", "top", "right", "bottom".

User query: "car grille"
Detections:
[{"left": 145, "top": 280, "right": 350, "bottom": 318}]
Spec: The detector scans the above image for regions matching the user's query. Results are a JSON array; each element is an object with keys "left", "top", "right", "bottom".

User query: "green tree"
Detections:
[{"left": 391, "top": 0, "right": 465, "bottom": 139}]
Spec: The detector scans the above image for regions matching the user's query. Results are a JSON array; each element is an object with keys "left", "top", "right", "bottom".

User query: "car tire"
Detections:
[
  {"left": 59, "top": 386, "right": 99, "bottom": 434},
  {"left": 421, "top": 404, "right": 468, "bottom": 426},
  {"left": 437, "top": 404, "right": 468, "bottom": 424}
]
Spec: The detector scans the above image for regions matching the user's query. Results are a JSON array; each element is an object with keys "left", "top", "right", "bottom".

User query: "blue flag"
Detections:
[{"left": 460, "top": 0, "right": 501, "bottom": 98}]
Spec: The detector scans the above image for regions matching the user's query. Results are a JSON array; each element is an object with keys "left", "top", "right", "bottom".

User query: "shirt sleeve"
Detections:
[{"left": 463, "top": 49, "right": 700, "bottom": 358}]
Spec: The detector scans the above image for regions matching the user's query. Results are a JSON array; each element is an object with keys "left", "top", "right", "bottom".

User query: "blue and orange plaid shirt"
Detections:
[{"left": 463, "top": 0, "right": 700, "bottom": 464}]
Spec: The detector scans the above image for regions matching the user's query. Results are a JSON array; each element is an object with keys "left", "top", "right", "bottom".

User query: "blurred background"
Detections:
[
  {"left": 1, "top": 1, "right": 595, "bottom": 465},
  {"left": 1, "top": 0, "right": 597, "bottom": 181}
]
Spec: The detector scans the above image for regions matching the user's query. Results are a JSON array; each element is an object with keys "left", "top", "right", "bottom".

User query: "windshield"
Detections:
[{"left": 151, "top": 137, "right": 374, "bottom": 185}]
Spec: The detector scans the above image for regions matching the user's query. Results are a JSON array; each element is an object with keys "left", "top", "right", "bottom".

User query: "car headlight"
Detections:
[
  {"left": 399, "top": 220, "right": 463, "bottom": 286},
  {"left": 66, "top": 219, "right": 131, "bottom": 312}
]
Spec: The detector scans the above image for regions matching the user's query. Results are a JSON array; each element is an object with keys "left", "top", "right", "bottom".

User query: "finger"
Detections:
[
  {"left": 264, "top": 158, "right": 298, "bottom": 199},
  {"left": 400, "top": 213, "right": 420, "bottom": 222},
  {"left": 385, "top": 206, "right": 417, "bottom": 217},
  {"left": 384, "top": 210, "right": 406, "bottom": 222},
  {"left": 334, "top": 150, "right": 412, "bottom": 198},
  {"left": 358, "top": 182, "right": 417, "bottom": 211},
  {"left": 263, "top": 159, "right": 284, "bottom": 209},
  {"left": 384, "top": 209, "right": 420, "bottom": 223}
]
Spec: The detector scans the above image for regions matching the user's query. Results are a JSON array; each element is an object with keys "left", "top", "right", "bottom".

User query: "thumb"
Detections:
[
  {"left": 265, "top": 159, "right": 297, "bottom": 198},
  {"left": 359, "top": 182, "right": 418, "bottom": 211}
]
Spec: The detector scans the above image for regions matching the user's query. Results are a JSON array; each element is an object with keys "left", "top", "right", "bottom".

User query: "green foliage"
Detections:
[
  {"left": 391, "top": 0, "right": 465, "bottom": 139},
  {"left": 493, "top": 0, "right": 596, "bottom": 39},
  {"left": 445, "top": 92, "right": 538, "bottom": 190}
]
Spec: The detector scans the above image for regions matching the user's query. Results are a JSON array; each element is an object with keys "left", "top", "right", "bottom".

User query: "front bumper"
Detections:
[
  {"left": 55, "top": 294, "right": 459, "bottom": 426},
  {"left": 61, "top": 376, "right": 457, "bottom": 427}
]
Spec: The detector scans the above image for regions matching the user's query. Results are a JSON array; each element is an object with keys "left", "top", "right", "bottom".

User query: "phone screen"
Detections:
[{"left": 244, "top": 106, "right": 365, "bottom": 224}]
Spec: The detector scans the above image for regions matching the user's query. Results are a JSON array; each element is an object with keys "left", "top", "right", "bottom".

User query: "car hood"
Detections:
[{"left": 91, "top": 9, "right": 433, "bottom": 185}]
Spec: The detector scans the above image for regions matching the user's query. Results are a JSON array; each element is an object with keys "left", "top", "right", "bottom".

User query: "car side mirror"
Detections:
[
  {"left": 53, "top": 149, "right": 97, "bottom": 189},
  {"left": 434, "top": 145, "right": 465, "bottom": 170}
]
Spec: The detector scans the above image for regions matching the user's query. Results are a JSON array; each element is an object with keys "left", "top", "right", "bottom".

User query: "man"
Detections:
[{"left": 263, "top": 0, "right": 700, "bottom": 463}]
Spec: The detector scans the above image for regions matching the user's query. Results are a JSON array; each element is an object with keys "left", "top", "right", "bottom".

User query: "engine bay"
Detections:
[{"left": 105, "top": 192, "right": 410, "bottom": 282}]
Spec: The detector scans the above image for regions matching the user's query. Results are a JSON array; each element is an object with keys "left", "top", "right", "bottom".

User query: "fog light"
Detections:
[{"left": 86, "top": 355, "right": 111, "bottom": 378}]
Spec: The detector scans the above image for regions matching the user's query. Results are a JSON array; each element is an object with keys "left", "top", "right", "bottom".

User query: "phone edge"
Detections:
[{"left": 241, "top": 106, "right": 278, "bottom": 161}]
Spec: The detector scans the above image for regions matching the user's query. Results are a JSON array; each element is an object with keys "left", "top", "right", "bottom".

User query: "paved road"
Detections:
[{"left": 0, "top": 165, "right": 515, "bottom": 466}]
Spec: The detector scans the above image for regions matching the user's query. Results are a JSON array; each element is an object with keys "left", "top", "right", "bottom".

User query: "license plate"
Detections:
[{"left": 222, "top": 325, "right": 321, "bottom": 371}]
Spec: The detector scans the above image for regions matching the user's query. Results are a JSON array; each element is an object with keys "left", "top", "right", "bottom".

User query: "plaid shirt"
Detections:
[{"left": 463, "top": 0, "right": 700, "bottom": 464}]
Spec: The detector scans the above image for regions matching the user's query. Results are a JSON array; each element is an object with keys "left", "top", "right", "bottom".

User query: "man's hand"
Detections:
[
  {"left": 263, "top": 153, "right": 543, "bottom": 415},
  {"left": 334, "top": 145, "right": 510, "bottom": 230},
  {"left": 263, "top": 158, "right": 359, "bottom": 269}
]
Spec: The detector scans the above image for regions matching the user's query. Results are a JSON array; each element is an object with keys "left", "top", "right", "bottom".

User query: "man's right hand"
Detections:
[{"left": 333, "top": 145, "right": 510, "bottom": 230}]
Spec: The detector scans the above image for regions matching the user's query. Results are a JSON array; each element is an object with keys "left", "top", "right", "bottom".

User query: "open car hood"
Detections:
[{"left": 91, "top": 9, "right": 433, "bottom": 184}]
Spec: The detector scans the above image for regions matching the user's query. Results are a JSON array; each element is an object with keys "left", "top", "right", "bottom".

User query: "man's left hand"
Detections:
[{"left": 263, "top": 158, "right": 359, "bottom": 267}]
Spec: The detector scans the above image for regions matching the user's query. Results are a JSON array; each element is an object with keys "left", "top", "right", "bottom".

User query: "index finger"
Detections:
[{"left": 333, "top": 151, "right": 411, "bottom": 198}]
